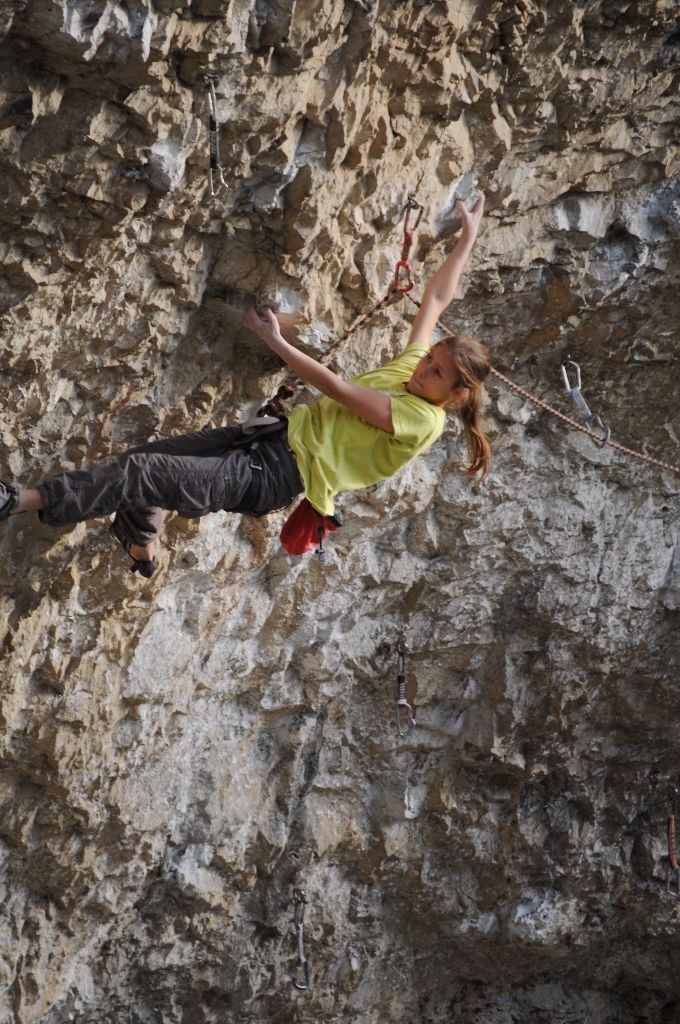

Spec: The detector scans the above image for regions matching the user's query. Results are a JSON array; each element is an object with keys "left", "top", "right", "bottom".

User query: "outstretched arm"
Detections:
[
  {"left": 245, "top": 307, "right": 394, "bottom": 433},
  {"left": 406, "top": 194, "right": 485, "bottom": 349}
]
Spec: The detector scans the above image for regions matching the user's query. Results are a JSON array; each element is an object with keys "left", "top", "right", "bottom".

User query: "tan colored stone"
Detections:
[{"left": 0, "top": 2, "right": 679, "bottom": 1022}]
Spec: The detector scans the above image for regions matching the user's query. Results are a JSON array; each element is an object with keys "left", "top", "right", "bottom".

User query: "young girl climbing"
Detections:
[{"left": 0, "top": 196, "right": 490, "bottom": 576}]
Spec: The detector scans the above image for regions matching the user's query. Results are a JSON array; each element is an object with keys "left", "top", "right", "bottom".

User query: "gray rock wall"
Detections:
[{"left": 0, "top": 1, "right": 679, "bottom": 1021}]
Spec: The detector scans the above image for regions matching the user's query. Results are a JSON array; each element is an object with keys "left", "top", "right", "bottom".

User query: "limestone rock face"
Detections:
[{"left": 0, "top": 2, "right": 679, "bottom": 1022}]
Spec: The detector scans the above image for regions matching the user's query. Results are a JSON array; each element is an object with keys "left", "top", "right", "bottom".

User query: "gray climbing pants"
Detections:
[{"left": 37, "top": 423, "right": 303, "bottom": 548}]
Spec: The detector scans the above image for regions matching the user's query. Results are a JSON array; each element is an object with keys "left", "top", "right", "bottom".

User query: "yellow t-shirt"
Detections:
[{"left": 286, "top": 346, "right": 445, "bottom": 516}]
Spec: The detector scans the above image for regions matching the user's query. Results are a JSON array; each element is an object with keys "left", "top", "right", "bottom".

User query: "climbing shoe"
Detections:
[
  {"left": 0, "top": 481, "right": 19, "bottom": 520},
  {"left": 129, "top": 556, "right": 157, "bottom": 579},
  {"left": 109, "top": 515, "right": 158, "bottom": 579}
]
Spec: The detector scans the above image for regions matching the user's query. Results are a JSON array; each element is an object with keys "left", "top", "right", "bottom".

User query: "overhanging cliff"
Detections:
[{"left": 1, "top": 2, "right": 679, "bottom": 1022}]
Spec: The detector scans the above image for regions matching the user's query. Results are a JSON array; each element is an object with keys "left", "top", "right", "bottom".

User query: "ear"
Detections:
[{"left": 450, "top": 385, "right": 470, "bottom": 410}]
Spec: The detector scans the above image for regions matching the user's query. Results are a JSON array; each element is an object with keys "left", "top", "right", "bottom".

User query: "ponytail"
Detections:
[
  {"left": 442, "top": 334, "right": 492, "bottom": 481},
  {"left": 458, "top": 390, "right": 491, "bottom": 480}
]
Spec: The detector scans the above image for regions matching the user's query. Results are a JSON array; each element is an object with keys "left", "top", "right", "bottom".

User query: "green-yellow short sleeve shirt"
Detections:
[{"left": 286, "top": 347, "right": 445, "bottom": 515}]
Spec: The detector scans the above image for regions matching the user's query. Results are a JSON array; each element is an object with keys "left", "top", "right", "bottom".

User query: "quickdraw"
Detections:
[
  {"left": 392, "top": 192, "right": 424, "bottom": 294},
  {"left": 204, "top": 74, "right": 228, "bottom": 195},
  {"left": 561, "top": 357, "right": 611, "bottom": 447},
  {"left": 396, "top": 644, "right": 416, "bottom": 738},
  {"left": 291, "top": 888, "right": 310, "bottom": 990}
]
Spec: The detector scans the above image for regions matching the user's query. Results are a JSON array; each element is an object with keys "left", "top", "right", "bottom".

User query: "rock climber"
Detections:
[{"left": 0, "top": 197, "right": 490, "bottom": 576}]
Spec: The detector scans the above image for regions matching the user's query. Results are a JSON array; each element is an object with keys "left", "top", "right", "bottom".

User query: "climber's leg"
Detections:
[
  {"left": 4, "top": 484, "right": 37, "bottom": 517},
  {"left": 110, "top": 506, "right": 163, "bottom": 577}
]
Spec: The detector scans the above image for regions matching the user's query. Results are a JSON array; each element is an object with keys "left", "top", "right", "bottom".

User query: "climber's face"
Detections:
[{"left": 406, "top": 343, "right": 463, "bottom": 405}]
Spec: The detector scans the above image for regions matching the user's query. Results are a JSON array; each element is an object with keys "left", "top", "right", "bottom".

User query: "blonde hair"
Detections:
[{"left": 440, "top": 333, "right": 491, "bottom": 481}]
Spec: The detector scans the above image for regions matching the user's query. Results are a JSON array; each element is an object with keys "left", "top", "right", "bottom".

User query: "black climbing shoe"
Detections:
[
  {"left": 129, "top": 557, "right": 157, "bottom": 578},
  {"left": 0, "top": 481, "right": 19, "bottom": 521},
  {"left": 109, "top": 516, "right": 158, "bottom": 579}
]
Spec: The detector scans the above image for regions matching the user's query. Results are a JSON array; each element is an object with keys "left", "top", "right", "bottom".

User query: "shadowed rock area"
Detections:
[{"left": 1, "top": 1, "right": 679, "bottom": 1022}]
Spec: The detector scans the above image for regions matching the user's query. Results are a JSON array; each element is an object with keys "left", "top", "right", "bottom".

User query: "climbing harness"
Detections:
[
  {"left": 291, "top": 888, "right": 310, "bottom": 990},
  {"left": 396, "top": 644, "right": 416, "bottom": 738},
  {"left": 258, "top": 194, "right": 423, "bottom": 420},
  {"left": 561, "top": 357, "right": 611, "bottom": 447},
  {"left": 204, "top": 75, "right": 228, "bottom": 195},
  {"left": 401, "top": 292, "right": 680, "bottom": 478}
]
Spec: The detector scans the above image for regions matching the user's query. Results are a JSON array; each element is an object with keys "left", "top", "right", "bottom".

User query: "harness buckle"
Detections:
[{"left": 248, "top": 441, "right": 263, "bottom": 471}]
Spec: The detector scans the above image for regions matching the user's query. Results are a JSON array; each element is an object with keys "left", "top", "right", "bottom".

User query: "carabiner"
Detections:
[
  {"left": 204, "top": 74, "right": 228, "bottom": 196},
  {"left": 314, "top": 524, "right": 326, "bottom": 564},
  {"left": 396, "top": 645, "right": 416, "bottom": 738},
  {"left": 403, "top": 192, "right": 424, "bottom": 234},
  {"left": 561, "top": 358, "right": 592, "bottom": 419},
  {"left": 561, "top": 358, "right": 610, "bottom": 448},
  {"left": 292, "top": 889, "right": 310, "bottom": 990},
  {"left": 392, "top": 259, "right": 415, "bottom": 294},
  {"left": 589, "top": 414, "right": 611, "bottom": 448}
]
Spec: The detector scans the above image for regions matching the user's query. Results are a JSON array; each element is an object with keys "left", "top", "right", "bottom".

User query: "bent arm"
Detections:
[
  {"left": 245, "top": 307, "right": 394, "bottom": 433},
  {"left": 406, "top": 194, "right": 484, "bottom": 349}
]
